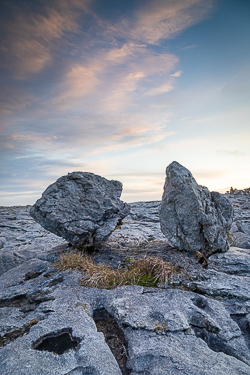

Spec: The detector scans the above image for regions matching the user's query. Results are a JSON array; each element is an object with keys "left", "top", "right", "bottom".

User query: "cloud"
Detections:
[
  {"left": 0, "top": 0, "right": 214, "bottom": 107},
  {"left": 171, "top": 70, "right": 183, "bottom": 77},
  {"left": 0, "top": 84, "right": 36, "bottom": 113},
  {"left": 10, "top": 133, "right": 58, "bottom": 143},
  {"left": 0, "top": 107, "right": 176, "bottom": 173},
  {"left": 145, "top": 83, "right": 174, "bottom": 96},
  {"left": 178, "top": 44, "right": 199, "bottom": 51},
  {"left": 53, "top": 44, "right": 178, "bottom": 111},
  {"left": 0, "top": 109, "right": 12, "bottom": 115},
  {"left": 115, "top": 0, "right": 214, "bottom": 44},
  {"left": 105, "top": 43, "right": 147, "bottom": 63},
  {"left": 217, "top": 149, "right": 244, "bottom": 156},
  {"left": 99, "top": 70, "right": 146, "bottom": 111},
  {"left": 193, "top": 170, "right": 228, "bottom": 179},
  {"left": 0, "top": 0, "right": 91, "bottom": 79},
  {"left": 102, "top": 48, "right": 178, "bottom": 110},
  {"left": 53, "top": 64, "right": 99, "bottom": 108},
  {"left": 120, "top": 173, "right": 166, "bottom": 202},
  {"left": 1, "top": 1, "right": 193, "bottom": 113}
]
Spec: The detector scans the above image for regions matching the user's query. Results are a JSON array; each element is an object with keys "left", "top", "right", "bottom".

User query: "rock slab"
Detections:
[
  {"left": 30, "top": 172, "right": 129, "bottom": 246},
  {"left": 159, "top": 161, "right": 233, "bottom": 256}
]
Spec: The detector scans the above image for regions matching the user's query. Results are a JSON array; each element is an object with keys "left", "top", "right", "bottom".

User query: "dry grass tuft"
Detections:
[
  {"left": 55, "top": 252, "right": 174, "bottom": 289},
  {"left": 152, "top": 321, "right": 168, "bottom": 333},
  {"left": 132, "top": 256, "right": 173, "bottom": 284},
  {"left": 55, "top": 252, "right": 95, "bottom": 273}
]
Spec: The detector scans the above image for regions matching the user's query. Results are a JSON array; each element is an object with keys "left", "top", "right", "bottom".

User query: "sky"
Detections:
[{"left": 0, "top": 0, "right": 250, "bottom": 206}]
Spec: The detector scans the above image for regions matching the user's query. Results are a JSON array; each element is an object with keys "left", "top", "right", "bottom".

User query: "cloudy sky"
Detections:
[{"left": 0, "top": 0, "right": 249, "bottom": 205}]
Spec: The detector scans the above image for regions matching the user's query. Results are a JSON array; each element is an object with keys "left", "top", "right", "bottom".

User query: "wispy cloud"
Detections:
[
  {"left": 171, "top": 70, "right": 183, "bottom": 77},
  {"left": 116, "top": 0, "right": 214, "bottom": 44},
  {"left": 10, "top": 133, "right": 59, "bottom": 143},
  {"left": 0, "top": 84, "right": 36, "bottom": 113},
  {"left": 145, "top": 83, "right": 174, "bottom": 96},
  {"left": 217, "top": 149, "right": 245, "bottom": 156},
  {"left": 178, "top": 44, "right": 199, "bottom": 51},
  {"left": 0, "top": 0, "right": 91, "bottom": 78},
  {"left": 53, "top": 64, "right": 100, "bottom": 108},
  {"left": 193, "top": 170, "right": 228, "bottom": 179},
  {"left": 52, "top": 43, "right": 178, "bottom": 112},
  {"left": 0, "top": 109, "right": 12, "bottom": 115}
]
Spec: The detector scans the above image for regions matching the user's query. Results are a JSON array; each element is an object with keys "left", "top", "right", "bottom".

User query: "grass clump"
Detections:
[
  {"left": 55, "top": 252, "right": 174, "bottom": 289},
  {"left": 152, "top": 321, "right": 168, "bottom": 333}
]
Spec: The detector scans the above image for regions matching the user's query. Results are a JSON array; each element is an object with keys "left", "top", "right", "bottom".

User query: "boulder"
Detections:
[
  {"left": 158, "top": 161, "right": 233, "bottom": 256},
  {"left": 30, "top": 172, "right": 129, "bottom": 247}
]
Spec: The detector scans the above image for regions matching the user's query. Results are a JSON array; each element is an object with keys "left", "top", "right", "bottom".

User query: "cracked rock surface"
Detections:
[
  {"left": 0, "top": 189, "right": 250, "bottom": 374},
  {"left": 0, "top": 205, "right": 66, "bottom": 276}
]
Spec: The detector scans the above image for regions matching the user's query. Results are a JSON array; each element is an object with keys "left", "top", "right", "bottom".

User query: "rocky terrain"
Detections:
[{"left": 0, "top": 188, "right": 250, "bottom": 374}]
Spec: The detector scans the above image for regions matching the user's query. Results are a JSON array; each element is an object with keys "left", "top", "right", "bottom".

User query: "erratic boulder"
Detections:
[
  {"left": 30, "top": 172, "right": 129, "bottom": 247},
  {"left": 159, "top": 161, "right": 233, "bottom": 257}
]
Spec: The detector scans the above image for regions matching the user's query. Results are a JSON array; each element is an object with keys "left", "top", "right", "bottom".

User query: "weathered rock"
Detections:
[
  {"left": 0, "top": 238, "right": 6, "bottom": 249},
  {"left": 208, "top": 247, "right": 250, "bottom": 276},
  {"left": 159, "top": 161, "right": 233, "bottom": 256},
  {"left": 1, "top": 275, "right": 250, "bottom": 374},
  {"left": 125, "top": 330, "right": 250, "bottom": 375},
  {"left": 0, "top": 208, "right": 62, "bottom": 275},
  {"left": 0, "top": 191, "right": 250, "bottom": 374},
  {"left": 185, "top": 269, "right": 250, "bottom": 300},
  {"left": 229, "top": 187, "right": 250, "bottom": 196},
  {"left": 106, "top": 201, "right": 166, "bottom": 251},
  {"left": 0, "top": 206, "right": 66, "bottom": 276},
  {"left": 30, "top": 172, "right": 129, "bottom": 247},
  {"left": 106, "top": 287, "right": 250, "bottom": 367},
  {"left": 0, "top": 286, "right": 122, "bottom": 375},
  {"left": 226, "top": 191, "right": 250, "bottom": 249},
  {"left": 234, "top": 232, "right": 250, "bottom": 249}
]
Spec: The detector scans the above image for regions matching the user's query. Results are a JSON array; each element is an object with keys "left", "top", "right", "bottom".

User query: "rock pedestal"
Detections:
[
  {"left": 30, "top": 172, "right": 129, "bottom": 247},
  {"left": 159, "top": 161, "right": 233, "bottom": 256}
]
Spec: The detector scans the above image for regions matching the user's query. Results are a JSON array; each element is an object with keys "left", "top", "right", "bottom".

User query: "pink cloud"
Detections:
[
  {"left": 0, "top": 0, "right": 92, "bottom": 79},
  {"left": 171, "top": 70, "right": 183, "bottom": 77},
  {"left": 130, "top": 0, "right": 214, "bottom": 44},
  {"left": 0, "top": 109, "right": 12, "bottom": 115}
]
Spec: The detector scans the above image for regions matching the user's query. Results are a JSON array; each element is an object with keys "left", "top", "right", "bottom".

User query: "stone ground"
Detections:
[{"left": 0, "top": 191, "right": 250, "bottom": 374}]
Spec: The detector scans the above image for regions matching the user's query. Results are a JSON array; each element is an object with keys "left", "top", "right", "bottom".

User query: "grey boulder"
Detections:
[
  {"left": 30, "top": 172, "right": 129, "bottom": 247},
  {"left": 159, "top": 162, "right": 233, "bottom": 256}
]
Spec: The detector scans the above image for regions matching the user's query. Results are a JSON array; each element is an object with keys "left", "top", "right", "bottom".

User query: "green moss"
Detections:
[{"left": 136, "top": 274, "right": 158, "bottom": 287}]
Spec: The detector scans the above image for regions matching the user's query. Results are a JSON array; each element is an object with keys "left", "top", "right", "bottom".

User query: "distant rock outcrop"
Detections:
[
  {"left": 30, "top": 172, "right": 129, "bottom": 247},
  {"left": 159, "top": 161, "right": 233, "bottom": 256}
]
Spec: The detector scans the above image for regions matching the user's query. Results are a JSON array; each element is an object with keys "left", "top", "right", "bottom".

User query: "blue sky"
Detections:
[{"left": 0, "top": 0, "right": 249, "bottom": 205}]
